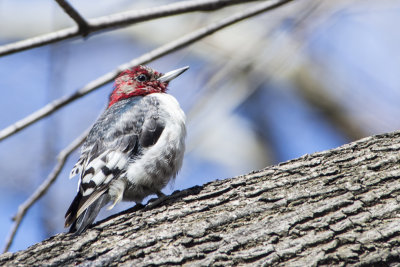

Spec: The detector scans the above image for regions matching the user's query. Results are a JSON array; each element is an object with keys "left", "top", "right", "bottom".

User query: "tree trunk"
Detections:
[{"left": 2, "top": 131, "right": 400, "bottom": 266}]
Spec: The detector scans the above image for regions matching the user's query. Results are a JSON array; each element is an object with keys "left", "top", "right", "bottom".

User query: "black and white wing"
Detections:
[{"left": 65, "top": 96, "right": 165, "bottom": 233}]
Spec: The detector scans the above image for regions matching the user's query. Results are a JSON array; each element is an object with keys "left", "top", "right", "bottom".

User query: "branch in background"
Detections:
[
  {"left": 294, "top": 67, "right": 366, "bottom": 140},
  {"left": 54, "top": 0, "right": 90, "bottom": 35},
  {"left": 2, "top": 129, "right": 89, "bottom": 253},
  {"left": 88, "top": 0, "right": 262, "bottom": 29},
  {"left": 0, "top": 0, "right": 294, "bottom": 143},
  {"left": 0, "top": 0, "right": 263, "bottom": 57}
]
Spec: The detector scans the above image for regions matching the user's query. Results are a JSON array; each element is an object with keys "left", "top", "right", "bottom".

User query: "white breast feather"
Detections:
[{"left": 126, "top": 93, "right": 186, "bottom": 190}]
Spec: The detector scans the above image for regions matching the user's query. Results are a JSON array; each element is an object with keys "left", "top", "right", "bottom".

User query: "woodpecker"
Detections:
[{"left": 65, "top": 65, "right": 188, "bottom": 234}]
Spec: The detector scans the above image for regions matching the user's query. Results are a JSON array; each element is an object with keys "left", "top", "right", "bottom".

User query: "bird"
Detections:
[{"left": 65, "top": 65, "right": 188, "bottom": 234}]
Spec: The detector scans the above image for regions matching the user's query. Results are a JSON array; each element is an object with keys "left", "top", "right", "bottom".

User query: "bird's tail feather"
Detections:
[{"left": 69, "top": 193, "right": 110, "bottom": 234}]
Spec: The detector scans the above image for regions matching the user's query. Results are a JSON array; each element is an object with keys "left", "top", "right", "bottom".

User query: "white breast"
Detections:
[{"left": 122, "top": 93, "right": 186, "bottom": 201}]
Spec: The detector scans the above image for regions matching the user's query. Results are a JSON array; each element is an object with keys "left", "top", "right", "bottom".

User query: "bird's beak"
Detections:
[{"left": 157, "top": 66, "right": 189, "bottom": 82}]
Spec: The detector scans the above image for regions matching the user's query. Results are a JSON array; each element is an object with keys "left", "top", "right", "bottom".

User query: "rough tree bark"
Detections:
[{"left": 2, "top": 131, "right": 400, "bottom": 266}]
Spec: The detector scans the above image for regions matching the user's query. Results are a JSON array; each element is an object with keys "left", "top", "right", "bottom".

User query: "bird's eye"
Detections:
[{"left": 136, "top": 74, "right": 149, "bottom": 82}]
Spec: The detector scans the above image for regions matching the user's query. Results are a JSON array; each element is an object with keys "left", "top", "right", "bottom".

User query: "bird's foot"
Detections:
[{"left": 144, "top": 192, "right": 167, "bottom": 211}]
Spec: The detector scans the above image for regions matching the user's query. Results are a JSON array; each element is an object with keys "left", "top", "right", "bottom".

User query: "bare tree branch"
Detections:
[
  {"left": 294, "top": 67, "right": 366, "bottom": 141},
  {"left": 2, "top": 131, "right": 400, "bottom": 265},
  {"left": 2, "top": 129, "right": 89, "bottom": 253},
  {"left": 54, "top": 0, "right": 90, "bottom": 35},
  {"left": 0, "top": 0, "right": 264, "bottom": 57},
  {"left": 0, "top": 0, "right": 294, "bottom": 143}
]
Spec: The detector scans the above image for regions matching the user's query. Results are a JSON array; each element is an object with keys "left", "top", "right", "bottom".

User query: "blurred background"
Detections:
[{"left": 0, "top": 0, "right": 399, "bottom": 252}]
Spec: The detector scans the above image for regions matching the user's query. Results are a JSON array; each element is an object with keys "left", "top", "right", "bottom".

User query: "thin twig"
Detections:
[
  {"left": 54, "top": 0, "right": 90, "bottom": 35},
  {"left": 0, "top": 0, "right": 263, "bottom": 57},
  {"left": 2, "top": 129, "right": 89, "bottom": 253},
  {"left": 88, "top": 0, "right": 262, "bottom": 29},
  {"left": 0, "top": 0, "right": 294, "bottom": 143}
]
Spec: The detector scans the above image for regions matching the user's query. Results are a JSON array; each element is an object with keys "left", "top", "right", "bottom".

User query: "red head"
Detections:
[
  {"left": 108, "top": 65, "right": 165, "bottom": 108},
  {"left": 108, "top": 65, "right": 189, "bottom": 108}
]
